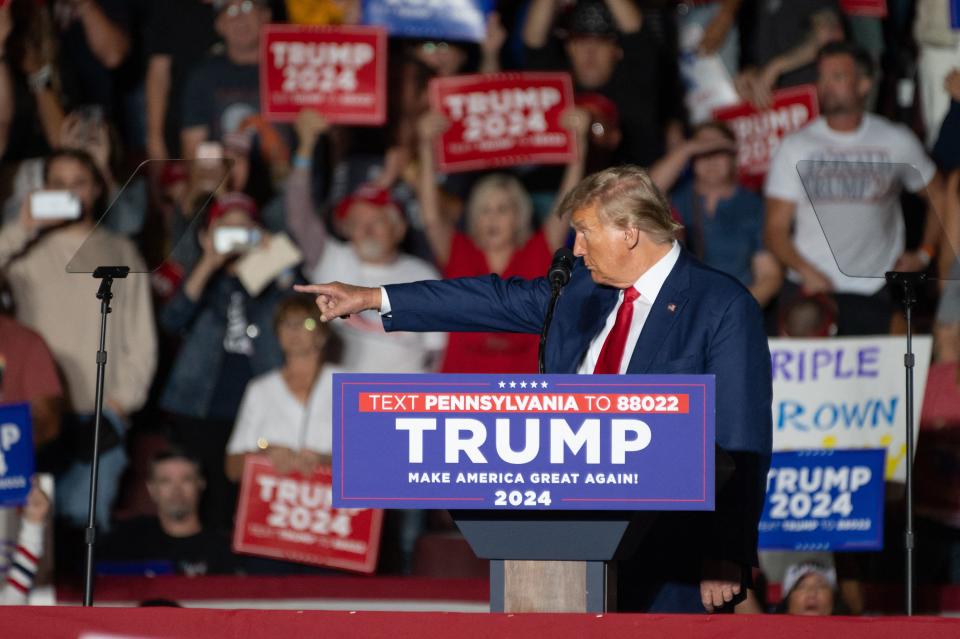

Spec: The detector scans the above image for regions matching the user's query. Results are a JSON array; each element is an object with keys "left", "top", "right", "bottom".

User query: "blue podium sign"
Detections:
[
  {"left": 332, "top": 374, "right": 715, "bottom": 510},
  {"left": 361, "top": 0, "right": 492, "bottom": 43},
  {"left": 0, "top": 402, "right": 35, "bottom": 506},
  {"left": 758, "top": 449, "right": 885, "bottom": 551}
]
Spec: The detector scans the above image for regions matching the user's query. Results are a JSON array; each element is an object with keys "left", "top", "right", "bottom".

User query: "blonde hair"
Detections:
[
  {"left": 465, "top": 173, "right": 534, "bottom": 246},
  {"left": 557, "top": 165, "right": 682, "bottom": 244}
]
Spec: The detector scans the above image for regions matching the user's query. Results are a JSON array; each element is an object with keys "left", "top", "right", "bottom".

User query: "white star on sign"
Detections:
[
  {"left": 520, "top": 381, "right": 528, "bottom": 388},
  {"left": 540, "top": 381, "right": 549, "bottom": 389},
  {"left": 509, "top": 381, "right": 517, "bottom": 388},
  {"left": 498, "top": 380, "right": 506, "bottom": 388}
]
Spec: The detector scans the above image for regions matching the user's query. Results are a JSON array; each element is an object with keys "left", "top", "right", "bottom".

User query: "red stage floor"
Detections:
[{"left": 6, "top": 606, "right": 960, "bottom": 639}]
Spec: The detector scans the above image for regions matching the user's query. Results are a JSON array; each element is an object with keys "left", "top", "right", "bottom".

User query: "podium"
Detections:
[
  {"left": 452, "top": 510, "right": 654, "bottom": 612},
  {"left": 333, "top": 373, "right": 716, "bottom": 612}
]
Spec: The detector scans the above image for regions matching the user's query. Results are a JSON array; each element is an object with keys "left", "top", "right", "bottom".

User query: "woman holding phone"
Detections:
[
  {"left": 0, "top": 148, "right": 156, "bottom": 532},
  {"left": 158, "top": 191, "right": 301, "bottom": 532}
]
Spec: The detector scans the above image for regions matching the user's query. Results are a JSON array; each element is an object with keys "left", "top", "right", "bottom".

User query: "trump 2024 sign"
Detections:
[
  {"left": 333, "top": 374, "right": 715, "bottom": 510},
  {"left": 260, "top": 25, "right": 387, "bottom": 124},
  {"left": 430, "top": 72, "right": 575, "bottom": 173}
]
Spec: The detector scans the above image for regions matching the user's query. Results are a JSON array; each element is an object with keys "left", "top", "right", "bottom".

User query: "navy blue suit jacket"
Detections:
[{"left": 383, "top": 250, "right": 772, "bottom": 576}]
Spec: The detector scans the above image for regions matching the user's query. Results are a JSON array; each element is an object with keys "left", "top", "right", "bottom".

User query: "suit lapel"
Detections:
[{"left": 627, "top": 251, "right": 692, "bottom": 373}]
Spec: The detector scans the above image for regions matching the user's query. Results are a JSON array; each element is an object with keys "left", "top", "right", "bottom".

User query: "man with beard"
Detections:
[
  {"left": 100, "top": 449, "right": 235, "bottom": 576},
  {"left": 765, "top": 41, "right": 945, "bottom": 335},
  {"left": 285, "top": 113, "right": 445, "bottom": 375}
]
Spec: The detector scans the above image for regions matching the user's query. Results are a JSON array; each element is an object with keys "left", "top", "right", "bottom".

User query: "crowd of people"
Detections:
[{"left": 0, "top": 0, "right": 958, "bottom": 615}]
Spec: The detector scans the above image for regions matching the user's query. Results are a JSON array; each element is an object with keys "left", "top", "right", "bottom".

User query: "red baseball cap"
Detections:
[
  {"left": 159, "top": 162, "right": 189, "bottom": 188},
  {"left": 207, "top": 192, "right": 258, "bottom": 227},
  {"left": 333, "top": 183, "right": 402, "bottom": 222}
]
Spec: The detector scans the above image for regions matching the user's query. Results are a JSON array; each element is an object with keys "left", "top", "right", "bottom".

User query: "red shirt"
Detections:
[
  {"left": 440, "top": 231, "right": 552, "bottom": 373},
  {"left": 0, "top": 314, "right": 63, "bottom": 405}
]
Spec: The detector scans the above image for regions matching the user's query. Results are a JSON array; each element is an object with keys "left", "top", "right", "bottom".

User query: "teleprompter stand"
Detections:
[
  {"left": 797, "top": 159, "right": 960, "bottom": 616},
  {"left": 82, "top": 266, "right": 129, "bottom": 607},
  {"left": 885, "top": 270, "right": 925, "bottom": 616},
  {"left": 64, "top": 159, "right": 231, "bottom": 607}
]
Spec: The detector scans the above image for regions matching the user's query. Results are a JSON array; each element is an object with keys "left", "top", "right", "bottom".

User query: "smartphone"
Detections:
[
  {"left": 196, "top": 141, "right": 224, "bottom": 160},
  {"left": 73, "top": 104, "right": 104, "bottom": 144},
  {"left": 30, "top": 191, "right": 82, "bottom": 221},
  {"left": 213, "top": 226, "right": 261, "bottom": 254}
]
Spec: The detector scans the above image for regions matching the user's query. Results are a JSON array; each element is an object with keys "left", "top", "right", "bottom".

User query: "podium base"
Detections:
[{"left": 490, "top": 560, "right": 616, "bottom": 612}]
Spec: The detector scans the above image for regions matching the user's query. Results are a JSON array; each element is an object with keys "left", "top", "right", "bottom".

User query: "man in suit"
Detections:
[{"left": 296, "top": 165, "right": 772, "bottom": 613}]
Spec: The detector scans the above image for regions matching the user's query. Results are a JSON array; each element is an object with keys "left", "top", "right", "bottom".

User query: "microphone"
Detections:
[
  {"left": 547, "top": 247, "right": 574, "bottom": 291},
  {"left": 540, "top": 248, "right": 573, "bottom": 374}
]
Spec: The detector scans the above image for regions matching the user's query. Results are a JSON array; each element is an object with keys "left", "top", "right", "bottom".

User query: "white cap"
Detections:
[{"left": 782, "top": 561, "right": 837, "bottom": 598}]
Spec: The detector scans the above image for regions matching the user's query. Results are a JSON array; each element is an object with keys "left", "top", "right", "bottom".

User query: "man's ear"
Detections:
[{"left": 623, "top": 225, "right": 639, "bottom": 249}]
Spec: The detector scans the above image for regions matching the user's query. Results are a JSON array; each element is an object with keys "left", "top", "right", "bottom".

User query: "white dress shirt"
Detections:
[{"left": 577, "top": 241, "right": 681, "bottom": 374}]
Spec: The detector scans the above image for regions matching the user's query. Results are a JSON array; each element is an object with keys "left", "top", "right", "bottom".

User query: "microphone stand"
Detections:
[
  {"left": 539, "top": 283, "right": 562, "bottom": 374},
  {"left": 83, "top": 265, "right": 129, "bottom": 607},
  {"left": 885, "top": 270, "right": 924, "bottom": 616}
]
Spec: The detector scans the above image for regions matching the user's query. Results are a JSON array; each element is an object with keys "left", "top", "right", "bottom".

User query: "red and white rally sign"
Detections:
[
  {"left": 712, "top": 84, "right": 819, "bottom": 185},
  {"left": 260, "top": 25, "right": 387, "bottom": 124},
  {"left": 430, "top": 72, "right": 575, "bottom": 173},
  {"left": 840, "top": 0, "right": 888, "bottom": 18},
  {"left": 233, "top": 456, "right": 383, "bottom": 573}
]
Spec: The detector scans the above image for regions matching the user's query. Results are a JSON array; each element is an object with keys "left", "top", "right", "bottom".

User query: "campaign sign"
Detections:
[
  {"left": 430, "top": 72, "right": 575, "bottom": 173},
  {"left": 712, "top": 84, "right": 818, "bottom": 184},
  {"left": 0, "top": 403, "right": 34, "bottom": 507},
  {"left": 770, "top": 336, "right": 931, "bottom": 482},
  {"left": 333, "top": 374, "right": 715, "bottom": 511},
  {"left": 233, "top": 456, "right": 383, "bottom": 573},
  {"left": 840, "top": 0, "right": 888, "bottom": 17},
  {"left": 260, "top": 25, "right": 387, "bottom": 124},
  {"left": 361, "top": 0, "right": 492, "bottom": 43},
  {"left": 953, "top": 0, "right": 960, "bottom": 29},
  {"left": 759, "top": 449, "right": 885, "bottom": 551}
]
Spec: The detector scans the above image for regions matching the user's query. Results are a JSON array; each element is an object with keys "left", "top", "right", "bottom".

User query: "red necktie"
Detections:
[{"left": 593, "top": 287, "right": 641, "bottom": 374}]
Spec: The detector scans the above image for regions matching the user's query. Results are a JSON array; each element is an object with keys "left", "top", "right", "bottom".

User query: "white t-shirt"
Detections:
[
  {"left": 227, "top": 365, "right": 343, "bottom": 455},
  {"left": 311, "top": 239, "right": 445, "bottom": 373},
  {"left": 765, "top": 114, "right": 936, "bottom": 295}
]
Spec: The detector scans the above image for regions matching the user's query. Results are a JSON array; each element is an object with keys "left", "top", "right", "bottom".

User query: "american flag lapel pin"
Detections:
[{"left": 667, "top": 303, "right": 677, "bottom": 313}]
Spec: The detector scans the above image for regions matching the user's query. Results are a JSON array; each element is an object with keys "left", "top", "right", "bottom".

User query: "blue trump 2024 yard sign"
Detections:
[
  {"left": 0, "top": 402, "right": 34, "bottom": 507},
  {"left": 332, "top": 374, "right": 715, "bottom": 511},
  {"left": 758, "top": 449, "right": 886, "bottom": 551}
]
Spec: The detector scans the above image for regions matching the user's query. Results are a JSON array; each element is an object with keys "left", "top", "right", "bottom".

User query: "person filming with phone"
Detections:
[
  {"left": 158, "top": 191, "right": 300, "bottom": 532},
  {"left": 0, "top": 148, "right": 157, "bottom": 535}
]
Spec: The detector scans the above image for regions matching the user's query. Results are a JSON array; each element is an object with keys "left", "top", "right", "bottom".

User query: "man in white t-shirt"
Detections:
[
  {"left": 287, "top": 178, "right": 446, "bottom": 373},
  {"left": 765, "top": 41, "right": 944, "bottom": 335}
]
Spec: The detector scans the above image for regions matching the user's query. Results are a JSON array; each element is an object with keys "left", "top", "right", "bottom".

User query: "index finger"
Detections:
[{"left": 294, "top": 283, "right": 335, "bottom": 296}]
